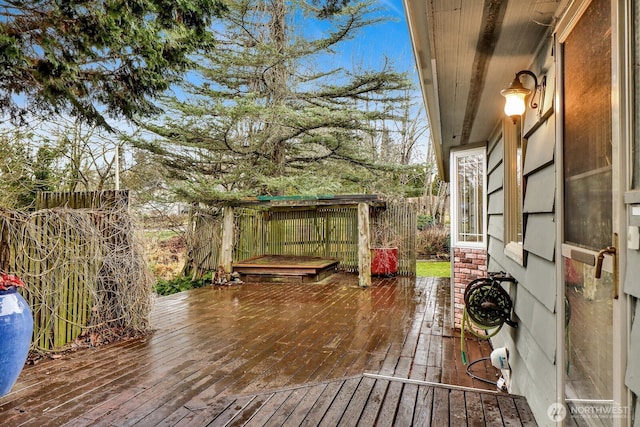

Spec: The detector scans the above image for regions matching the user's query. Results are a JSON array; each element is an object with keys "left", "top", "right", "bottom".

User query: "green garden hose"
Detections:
[
  {"left": 460, "top": 274, "right": 518, "bottom": 365},
  {"left": 460, "top": 308, "right": 503, "bottom": 365}
]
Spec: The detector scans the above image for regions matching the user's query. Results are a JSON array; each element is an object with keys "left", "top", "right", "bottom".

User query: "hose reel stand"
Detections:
[{"left": 461, "top": 272, "right": 518, "bottom": 384}]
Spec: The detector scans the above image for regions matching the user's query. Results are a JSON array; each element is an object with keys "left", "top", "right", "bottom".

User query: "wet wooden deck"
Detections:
[{"left": 0, "top": 274, "right": 536, "bottom": 426}]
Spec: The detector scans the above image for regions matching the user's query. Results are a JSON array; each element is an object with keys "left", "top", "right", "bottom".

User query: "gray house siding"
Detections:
[
  {"left": 488, "top": 253, "right": 557, "bottom": 422},
  {"left": 626, "top": 201, "right": 640, "bottom": 404},
  {"left": 627, "top": 301, "right": 640, "bottom": 394},
  {"left": 485, "top": 44, "right": 558, "bottom": 424}
]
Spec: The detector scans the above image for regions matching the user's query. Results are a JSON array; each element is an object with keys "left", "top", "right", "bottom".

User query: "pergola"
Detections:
[{"left": 217, "top": 195, "right": 384, "bottom": 288}]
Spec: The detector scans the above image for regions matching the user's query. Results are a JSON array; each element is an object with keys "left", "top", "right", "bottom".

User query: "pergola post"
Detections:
[
  {"left": 220, "top": 206, "right": 235, "bottom": 273},
  {"left": 357, "top": 202, "right": 371, "bottom": 288}
]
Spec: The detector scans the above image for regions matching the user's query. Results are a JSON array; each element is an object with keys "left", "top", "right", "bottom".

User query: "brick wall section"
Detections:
[{"left": 453, "top": 247, "right": 487, "bottom": 329}]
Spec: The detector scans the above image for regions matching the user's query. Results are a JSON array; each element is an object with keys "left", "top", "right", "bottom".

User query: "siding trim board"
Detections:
[
  {"left": 487, "top": 162, "right": 504, "bottom": 195},
  {"left": 523, "top": 115, "right": 556, "bottom": 176},
  {"left": 487, "top": 214, "right": 504, "bottom": 239},
  {"left": 625, "top": 249, "right": 640, "bottom": 299},
  {"left": 523, "top": 165, "right": 555, "bottom": 213},
  {"left": 487, "top": 138, "right": 503, "bottom": 174},
  {"left": 522, "top": 214, "right": 556, "bottom": 262},
  {"left": 487, "top": 190, "right": 504, "bottom": 215}
]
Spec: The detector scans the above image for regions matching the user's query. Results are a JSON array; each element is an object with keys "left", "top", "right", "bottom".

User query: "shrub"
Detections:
[
  {"left": 417, "top": 214, "right": 436, "bottom": 231},
  {"left": 416, "top": 224, "right": 450, "bottom": 258},
  {"left": 154, "top": 272, "right": 212, "bottom": 296}
]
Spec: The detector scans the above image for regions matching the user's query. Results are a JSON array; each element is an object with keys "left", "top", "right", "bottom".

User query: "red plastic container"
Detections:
[{"left": 371, "top": 247, "right": 399, "bottom": 276}]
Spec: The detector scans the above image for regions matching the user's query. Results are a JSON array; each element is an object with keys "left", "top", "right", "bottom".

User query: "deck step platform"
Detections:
[{"left": 232, "top": 255, "right": 339, "bottom": 283}]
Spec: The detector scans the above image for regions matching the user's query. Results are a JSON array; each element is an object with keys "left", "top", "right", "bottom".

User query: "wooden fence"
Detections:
[
  {"left": 0, "top": 191, "right": 150, "bottom": 352},
  {"left": 185, "top": 199, "right": 417, "bottom": 277},
  {"left": 185, "top": 207, "right": 224, "bottom": 279},
  {"left": 35, "top": 190, "right": 129, "bottom": 210}
]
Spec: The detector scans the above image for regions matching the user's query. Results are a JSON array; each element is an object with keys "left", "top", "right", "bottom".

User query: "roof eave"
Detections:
[{"left": 403, "top": 0, "right": 446, "bottom": 181}]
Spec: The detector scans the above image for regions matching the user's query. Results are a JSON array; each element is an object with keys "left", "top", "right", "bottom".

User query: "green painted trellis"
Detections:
[{"left": 236, "top": 207, "right": 361, "bottom": 271}]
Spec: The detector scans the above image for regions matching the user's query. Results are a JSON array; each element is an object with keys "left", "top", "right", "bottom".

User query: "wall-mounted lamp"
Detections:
[{"left": 500, "top": 70, "right": 539, "bottom": 123}]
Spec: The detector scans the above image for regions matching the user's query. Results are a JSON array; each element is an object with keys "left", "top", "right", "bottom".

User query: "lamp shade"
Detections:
[
  {"left": 502, "top": 91, "right": 528, "bottom": 117},
  {"left": 500, "top": 76, "right": 531, "bottom": 118}
]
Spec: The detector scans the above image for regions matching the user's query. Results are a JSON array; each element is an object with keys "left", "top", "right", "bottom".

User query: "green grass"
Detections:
[{"left": 416, "top": 261, "right": 451, "bottom": 278}]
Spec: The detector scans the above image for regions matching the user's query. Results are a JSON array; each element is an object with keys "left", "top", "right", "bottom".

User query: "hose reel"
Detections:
[{"left": 461, "top": 272, "right": 518, "bottom": 366}]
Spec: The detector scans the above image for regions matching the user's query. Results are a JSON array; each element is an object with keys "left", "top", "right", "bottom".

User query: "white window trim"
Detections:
[
  {"left": 504, "top": 241, "right": 524, "bottom": 264},
  {"left": 450, "top": 146, "right": 487, "bottom": 249}
]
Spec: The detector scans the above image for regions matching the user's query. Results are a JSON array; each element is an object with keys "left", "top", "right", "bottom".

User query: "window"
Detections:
[
  {"left": 563, "top": 10, "right": 612, "bottom": 250},
  {"left": 504, "top": 118, "right": 524, "bottom": 262},
  {"left": 450, "top": 147, "right": 486, "bottom": 247}
]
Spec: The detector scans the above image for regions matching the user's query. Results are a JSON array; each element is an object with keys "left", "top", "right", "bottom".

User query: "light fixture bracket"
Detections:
[{"left": 514, "top": 70, "right": 538, "bottom": 110}]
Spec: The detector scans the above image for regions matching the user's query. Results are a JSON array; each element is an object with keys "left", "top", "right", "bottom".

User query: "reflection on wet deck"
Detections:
[{"left": 0, "top": 274, "right": 535, "bottom": 425}]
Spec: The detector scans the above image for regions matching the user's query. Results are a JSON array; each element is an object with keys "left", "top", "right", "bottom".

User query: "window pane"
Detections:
[
  {"left": 563, "top": 0, "right": 612, "bottom": 250},
  {"left": 456, "top": 154, "right": 483, "bottom": 243}
]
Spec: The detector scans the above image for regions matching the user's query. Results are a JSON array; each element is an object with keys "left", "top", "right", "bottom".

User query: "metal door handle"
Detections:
[
  {"left": 595, "top": 246, "right": 616, "bottom": 279},
  {"left": 594, "top": 234, "right": 619, "bottom": 299}
]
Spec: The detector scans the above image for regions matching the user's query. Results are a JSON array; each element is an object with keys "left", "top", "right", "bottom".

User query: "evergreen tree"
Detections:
[
  {"left": 135, "top": 0, "right": 411, "bottom": 203},
  {"left": 0, "top": 0, "right": 226, "bottom": 129},
  {"left": 0, "top": 131, "right": 62, "bottom": 209}
]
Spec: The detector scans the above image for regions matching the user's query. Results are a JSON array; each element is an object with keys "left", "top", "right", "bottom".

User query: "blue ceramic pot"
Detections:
[{"left": 0, "top": 287, "right": 33, "bottom": 397}]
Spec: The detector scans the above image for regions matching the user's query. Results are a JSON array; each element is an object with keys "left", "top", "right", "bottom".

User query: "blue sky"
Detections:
[
  {"left": 347, "top": 0, "right": 429, "bottom": 162},
  {"left": 302, "top": 0, "right": 418, "bottom": 78},
  {"left": 298, "top": 0, "right": 427, "bottom": 162},
  {"left": 352, "top": 0, "right": 417, "bottom": 74}
]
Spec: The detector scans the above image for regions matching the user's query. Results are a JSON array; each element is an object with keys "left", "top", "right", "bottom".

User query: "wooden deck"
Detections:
[
  {"left": 0, "top": 274, "right": 536, "bottom": 426},
  {"left": 179, "top": 374, "right": 535, "bottom": 426}
]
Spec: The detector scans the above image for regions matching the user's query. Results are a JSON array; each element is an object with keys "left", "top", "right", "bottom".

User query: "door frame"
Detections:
[{"left": 554, "top": 0, "right": 630, "bottom": 424}]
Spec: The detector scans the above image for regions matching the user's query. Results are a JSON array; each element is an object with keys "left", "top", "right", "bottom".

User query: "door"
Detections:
[{"left": 560, "top": 0, "right": 619, "bottom": 422}]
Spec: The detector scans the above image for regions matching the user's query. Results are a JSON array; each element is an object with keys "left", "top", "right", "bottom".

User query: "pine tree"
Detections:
[{"left": 136, "top": 0, "right": 410, "bottom": 203}]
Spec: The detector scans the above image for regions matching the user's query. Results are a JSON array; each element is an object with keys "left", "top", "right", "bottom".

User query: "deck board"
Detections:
[
  {"left": 337, "top": 376, "right": 375, "bottom": 426},
  {"left": 356, "top": 376, "right": 388, "bottom": 425},
  {"left": 0, "top": 275, "right": 536, "bottom": 426},
  {"left": 465, "top": 391, "right": 487, "bottom": 427},
  {"left": 395, "top": 382, "right": 419, "bottom": 426},
  {"left": 183, "top": 378, "right": 533, "bottom": 427}
]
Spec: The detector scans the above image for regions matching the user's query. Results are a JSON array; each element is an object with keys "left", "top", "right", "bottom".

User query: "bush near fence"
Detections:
[{"left": 416, "top": 224, "right": 450, "bottom": 259}]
